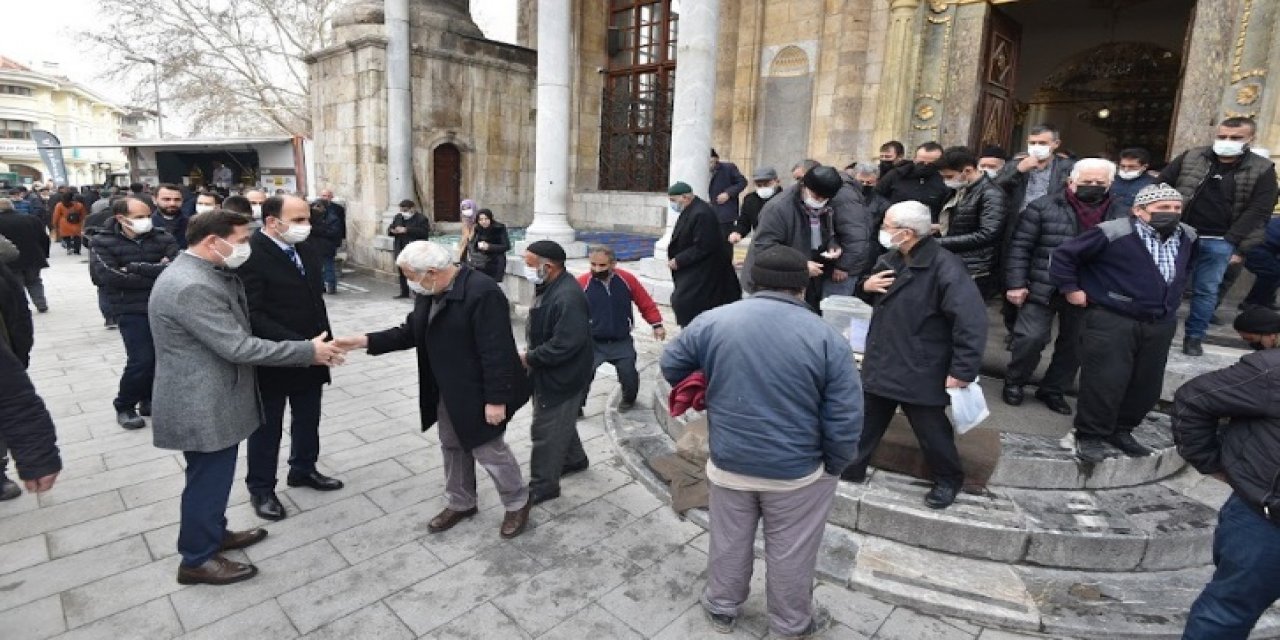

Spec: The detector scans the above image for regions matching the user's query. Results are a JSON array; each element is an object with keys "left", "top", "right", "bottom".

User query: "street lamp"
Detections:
[{"left": 124, "top": 55, "right": 164, "bottom": 138}]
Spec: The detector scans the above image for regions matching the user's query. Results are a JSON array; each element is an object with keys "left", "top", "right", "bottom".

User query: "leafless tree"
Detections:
[{"left": 86, "top": 0, "right": 340, "bottom": 137}]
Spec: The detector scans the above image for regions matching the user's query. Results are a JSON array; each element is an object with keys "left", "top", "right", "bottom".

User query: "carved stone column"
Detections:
[{"left": 871, "top": 0, "right": 922, "bottom": 149}]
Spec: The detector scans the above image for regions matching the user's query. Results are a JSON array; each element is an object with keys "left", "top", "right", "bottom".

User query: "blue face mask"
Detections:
[{"left": 669, "top": 200, "right": 684, "bottom": 214}]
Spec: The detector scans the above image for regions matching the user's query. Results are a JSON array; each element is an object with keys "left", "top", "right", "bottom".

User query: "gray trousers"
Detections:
[
  {"left": 437, "top": 400, "right": 528, "bottom": 512},
  {"left": 21, "top": 268, "right": 45, "bottom": 310},
  {"left": 528, "top": 392, "right": 588, "bottom": 496},
  {"left": 703, "top": 475, "right": 838, "bottom": 637}
]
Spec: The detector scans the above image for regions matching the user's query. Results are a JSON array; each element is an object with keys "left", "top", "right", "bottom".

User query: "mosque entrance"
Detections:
[{"left": 975, "top": 0, "right": 1195, "bottom": 162}]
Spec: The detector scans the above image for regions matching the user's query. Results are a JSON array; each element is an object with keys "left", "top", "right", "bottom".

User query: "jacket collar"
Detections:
[
  {"left": 751, "top": 290, "right": 811, "bottom": 311},
  {"left": 899, "top": 235, "right": 940, "bottom": 269},
  {"left": 441, "top": 264, "right": 473, "bottom": 302}
]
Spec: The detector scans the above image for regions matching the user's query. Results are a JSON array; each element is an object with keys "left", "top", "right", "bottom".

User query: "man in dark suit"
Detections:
[
  {"left": 709, "top": 149, "right": 748, "bottom": 236},
  {"left": 238, "top": 196, "right": 344, "bottom": 521}
]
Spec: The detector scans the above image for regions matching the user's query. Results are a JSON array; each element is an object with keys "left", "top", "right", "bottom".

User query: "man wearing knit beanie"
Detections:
[
  {"left": 661, "top": 243, "right": 861, "bottom": 638},
  {"left": 520, "top": 239, "right": 594, "bottom": 505},
  {"left": 1174, "top": 303, "right": 1280, "bottom": 638}
]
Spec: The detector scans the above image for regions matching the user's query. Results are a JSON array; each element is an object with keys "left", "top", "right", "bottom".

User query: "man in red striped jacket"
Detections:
[{"left": 578, "top": 245, "right": 666, "bottom": 411}]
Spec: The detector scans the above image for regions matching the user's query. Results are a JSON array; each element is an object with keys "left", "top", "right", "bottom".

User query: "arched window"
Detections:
[{"left": 599, "top": 0, "right": 678, "bottom": 192}]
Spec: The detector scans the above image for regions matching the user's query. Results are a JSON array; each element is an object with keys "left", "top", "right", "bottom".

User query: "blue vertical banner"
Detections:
[{"left": 31, "top": 129, "right": 68, "bottom": 187}]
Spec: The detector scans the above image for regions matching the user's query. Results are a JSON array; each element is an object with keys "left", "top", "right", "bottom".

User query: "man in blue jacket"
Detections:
[
  {"left": 709, "top": 148, "right": 747, "bottom": 236},
  {"left": 1050, "top": 183, "right": 1198, "bottom": 462},
  {"left": 661, "top": 245, "right": 862, "bottom": 639}
]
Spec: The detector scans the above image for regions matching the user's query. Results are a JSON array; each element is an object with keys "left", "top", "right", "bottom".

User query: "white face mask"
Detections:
[
  {"left": 195, "top": 204, "right": 215, "bottom": 214},
  {"left": 123, "top": 217, "right": 153, "bottom": 234},
  {"left": 669, "top": 200, "right": 684, "bottom": 214},
  {"left": 250, "top": 204, "right": 263, "bottom": 219},
  {"left": 1117, "top": 169, "right": 1144, "bottom": 181},
  {"left": 215, "top": 237, "right": 252, "bottom": 268},
  {"left": 407, "top": 275, "right": 435, "bottom": 296},
  {"left": 982, "top": 167, "right": 1000, "bottom": 179},
  {"left": 1027, "top": 143, "right": 1054, "bottom": 160},
  {"left": 279, "top": 222, "right": 312, "bottom": 244},
  {"left": 803, "top": 195, "right": 828, "bottom": 210},
  {"left": 756, "top": 186, "right": 776, "bottom": 199},
  {"left": 523, "top": 263, "right": 546, "bottom": 285},
  {"left": 1213, "top": 139, "right": 1247, "bottom": 157},
  {"left": 879, "top": 229, "right": 903, "bottom": 251},
  {"left": 944, "top": 178, "right": 968, "bottom": 190}
]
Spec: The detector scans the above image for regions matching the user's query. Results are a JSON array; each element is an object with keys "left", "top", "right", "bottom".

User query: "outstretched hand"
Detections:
[
  {"left": 333, "top": 334, "right": 369, "bottom": 351},
  {"left": 312, "top": 332, "right": 347, "bottom": 367}
]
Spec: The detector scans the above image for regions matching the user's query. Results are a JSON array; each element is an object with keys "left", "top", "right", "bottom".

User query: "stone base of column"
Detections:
[{"left": 634, "top": 257, "right": 675, "bottom": 305}]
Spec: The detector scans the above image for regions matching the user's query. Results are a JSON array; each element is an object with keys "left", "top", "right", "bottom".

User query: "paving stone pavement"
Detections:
[{"left": 1, "top": 250, "right": 1077, "bottom": 639}]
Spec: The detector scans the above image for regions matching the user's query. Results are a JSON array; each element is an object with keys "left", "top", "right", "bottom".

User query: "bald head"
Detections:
[{"left": 245, "top": 190, "right": 267, "bottom": 205}]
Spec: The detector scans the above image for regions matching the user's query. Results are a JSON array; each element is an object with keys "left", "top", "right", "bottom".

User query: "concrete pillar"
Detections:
[
  {"left": 654, "top": 0, "right": 720, "bottom": 261},
  {"left": 385, "top": 0, "right": 413, "bottom": 208},
  {"left": 524, "top": 0, "right": 577, "bottom": 246},
  {"left": 871, "top": 0, "right": 921, "bottom": 150}
]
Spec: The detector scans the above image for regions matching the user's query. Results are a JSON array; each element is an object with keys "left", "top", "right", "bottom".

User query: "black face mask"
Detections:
[
  {"left": 1148, "top": 212, "right": 1181, "bottom": 238},
  {"left": 1074, "top": 185, "right": 1108, "bottom": 204},
  {"left": 591, "top": 269, "right": 611, "bottom": 281},
  {"left": 879, "top": 160, "right": 895, "bottom": 175},
  {"left": 911, "top": 163, "right": 938, "bottom": 179},
  {"left": 1249, "top": 341, "right": 1268, "bottom": 351},
  {"left": 861, "top": 185, "right": 875, "bottom": 199}
]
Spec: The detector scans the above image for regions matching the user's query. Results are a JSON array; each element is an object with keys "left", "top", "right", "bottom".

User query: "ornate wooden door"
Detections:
[
  {"left": 971, "top": 8, "right": 1021, "bottom": 151},
  {"left": 432, "top": 144, "right": 461, "bottom": 223}
]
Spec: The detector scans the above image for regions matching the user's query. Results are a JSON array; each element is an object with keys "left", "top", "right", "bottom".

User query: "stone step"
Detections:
[
  {"left": 603, "top": 381, "right": 1280, "bottom": 638},
  {"left": 651, "top": 377, "right": 1187, "bottom": 491}
]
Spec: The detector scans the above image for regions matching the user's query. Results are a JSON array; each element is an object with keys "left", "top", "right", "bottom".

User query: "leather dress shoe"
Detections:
[
  {"left": 1106, "top": 432, "right": 1154, "bottom": 457},
  {"left": 618, "top": 400, "right": 636, "bottom": 411},
  {"left": 1002, "top": 384, "right": 1024, "bottom": 406},
  {"left": 529, "top": 488, "right": 560, "bottom": 506},
  {"left": 220, "top": 528, "right": 268, "bottom": 551},
  {"left": 287, "top": 470, "right": 344, "bottom": 491},
  {"left": 177, "top": 555, "right": 259, "bottom": 585},
  {"left": 138, "top": 402, "right": 152, "bottom": 417},
  {"left": 500, "top": 501, "right": 532, "bottom": 539},
  {"left": 924, "top": 484, "right": 959, "bottom": 509},
  {"left": 1183, "top": 337, "right": 1204, "bottom": 356},
  {"left": 1034, "top": 391, "right": 1073, "bottom": 415},
  {"left": 250, "top": 493, "right": 286, "bottom": 521},
  {"left": 561, "top": 459, "right": 590, "bottom": 476},
  {"left": 840, "top": 466, "right": 868, "bottom": 483},
  {"left": 1076, "top": 437, "right": 1110, "bottom": 463},
  {"left": 427, "top": 507, "right": 478, "bottom": 533},
  {"left": 0, "top": 474, "right": 20, "bottom": 501},
  {"left": 116, "top": 409, "right": 146, "bottom": 430}
]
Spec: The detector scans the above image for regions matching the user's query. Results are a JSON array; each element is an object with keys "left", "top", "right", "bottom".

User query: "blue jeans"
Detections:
[
  {"left": 1244, "top": 247, "right": 1280, "bottom": 307},
  {"left": 1183, "top": 493, "right": 1280, "bottom": 639},
  {"left": 178, "top": 444, "right": 239, "bottom": 567},
  {"left": 114, "top": 313, "right": 155, "bottom": 411},
  {"left": 321, "top": 257, "right": 337, "bottom": 291},
  {"left": 1185, "top": 238, "right": 1235, "bottom": 339}
]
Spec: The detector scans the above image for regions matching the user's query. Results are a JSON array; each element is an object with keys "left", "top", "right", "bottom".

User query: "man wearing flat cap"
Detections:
[
  {"left": 1051, "top": 183, "right": 1199, "bottom": 463},
  {"left": 667, "top": 182, "right": 742, "bottom": 326},
  {"left": 728, "top": 166, "right": 780, "bottom": 246},
  {"left": 662, "top": 244, "right": 862, "bottom": 638},
  {"left": 1174, "top": 305, "right": 1280, "bottom": 638},
  {"left": 743, "top": 164, "right": 874, "bottom": 306},
  {"left": 520, "top": 239, "right": 594, "bottom": 504}
]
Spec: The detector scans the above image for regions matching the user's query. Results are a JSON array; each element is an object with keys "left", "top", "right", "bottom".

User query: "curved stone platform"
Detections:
[{"left": 608, "top": 368, "right": 1280, "bottom": 638}]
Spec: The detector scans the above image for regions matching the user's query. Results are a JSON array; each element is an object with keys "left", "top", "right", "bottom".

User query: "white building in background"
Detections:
[{"left": 0, "top": 56, "right": 155, "bottom": 187}]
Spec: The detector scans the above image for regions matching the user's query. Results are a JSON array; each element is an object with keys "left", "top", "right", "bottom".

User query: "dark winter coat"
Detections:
[
  {"left": 741, "top": 183, "right": 874, "bottom": 290},
  {"left": 936, "top": 176, "right": 1008, "bottom": 277},
  {"left": 0, "top": 210, "right": 50, "bottom": 270},
  {"left": 237, "top": 231, "right": 333, "bottom": 394},
  {"left": 856, "top": 236, "right": 988, "bottom": 406},
  {"left": 0, "top": 261, "right": 33, "bottom": 367},
  {"left": 366, "top": 265, "right": 529, "bottom": 451},
  {"left": 151, "top": 211, "right": 190, "bottom": 250},
  {"left": 0, "top": 341, "right": 60, "bottom": 481},
  {"left": 309, "top": 201, "right": 347, "bottom": 258},
  {"left": 668, "top": 196, "right": 742, "bottom": 326},
  {"left": 1159, "top": 146, "right": 1278, "bottom": 247},
  {"left": 467, "top": 222, "right": 511, "bottom": 281},
  {"left": 733, "top": 190, "right": 775, "bottom": 237},
  {"left": 526, "top": 271, "right": 595, "bottom": 408},
  {"left": 709, "top": 161, "right": 748, "bottom": 225},
  {"left": 388, "top": 211, "right": 431, "bottom": 253},
  {"left": 1004, "top": 192, "right": 1127, "bottom": 306},
  {"left": 877, "top": 162, "right": 950, "bottom": 218},
  {"left": 89, "top": 219, "right": 179, "bottom": 316},
  {"left": 994, "top": 155, "right": 1075, "bottom": 214},
  {"left": 1174, "top": 347, "right": 1280, "bottom": 520}
]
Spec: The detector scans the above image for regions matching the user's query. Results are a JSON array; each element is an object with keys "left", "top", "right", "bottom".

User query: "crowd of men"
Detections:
[{"left": 1, "top": 116, "right": 1279, "bottom": 639}]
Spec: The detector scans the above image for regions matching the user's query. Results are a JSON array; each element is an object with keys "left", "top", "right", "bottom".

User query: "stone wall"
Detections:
[
  {"left": 307, "top": 26, "right": 535, "bottom": 275},
  {"left": 569, "top": 190, "right": 667, "bottom": 236}
]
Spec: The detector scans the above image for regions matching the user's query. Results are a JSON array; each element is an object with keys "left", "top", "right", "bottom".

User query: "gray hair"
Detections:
[
  {"left": 1070, "top": 158, "right": 1118, "bottom": 182},
  {"left": 885, "top": 201, "right": 932, "bottom": 237},
  {"left": 0, "top": 198, "right": 11, "bottom": 212},
  {"left": 395, "top": 240, "right": 453, "bottom": 272},
  {"left": 588, "top": 245, "right": 616, "bottom": 262},
  {"left": 853, "top": 162, "right": 879, "bottom": 177}
]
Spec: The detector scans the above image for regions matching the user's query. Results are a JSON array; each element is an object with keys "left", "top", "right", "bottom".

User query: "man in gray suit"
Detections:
[{"left": 149, "top": 209, "right": 346, "bottom": 586}]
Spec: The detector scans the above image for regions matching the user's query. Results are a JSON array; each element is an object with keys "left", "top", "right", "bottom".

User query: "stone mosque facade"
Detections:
[{"left": 306, "top": 0, "right": 1280, "bottom": 275}]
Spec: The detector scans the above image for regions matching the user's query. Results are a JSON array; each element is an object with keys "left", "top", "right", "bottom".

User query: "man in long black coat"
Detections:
[
  {"left": 238, "top": 196, "right": 344, "bottom": 521},
  {"left": 666, "top": 181, "right": 741, "bottom": 326},
  {"left": 0, "top": 341, "right": 60, "bottom": 498},
  {"left": 337, "top": 240, "right": 533, "bottom": 539}
]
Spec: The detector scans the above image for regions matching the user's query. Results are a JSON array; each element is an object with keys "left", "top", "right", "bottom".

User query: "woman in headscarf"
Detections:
[
  {"left": 466, "top": 209, "right": 510, "bottom": 281},
  {"left": 458, "top": 199, "right": 478, "bottom": 262}
]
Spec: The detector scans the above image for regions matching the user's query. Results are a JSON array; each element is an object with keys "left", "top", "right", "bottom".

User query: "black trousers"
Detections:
[
  {"left": 179, "top": 444, "right": 238, "bottom": 567},
  {"left": 845, "top": 392, "right": 964, "bottom": 487},
  {"left": 246, "top": 384, "right": 323, "bottom": 494},
  {"left": 1006, "top": 298, "right": 1084, "bottom": 394},
  {"left": 587, "top": 337, "right": 640, "bottom": 404},
  {"left": 1074, "top": 307, "right": 1176, "bottom": 438},
  {"left": 529, "top": 391, "right": 589, "bottom": 496}
]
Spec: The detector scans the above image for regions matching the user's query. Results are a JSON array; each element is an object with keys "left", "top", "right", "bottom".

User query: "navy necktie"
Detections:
[{"left": 284, "top": 246, "right": 304, "bottom": 275}]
